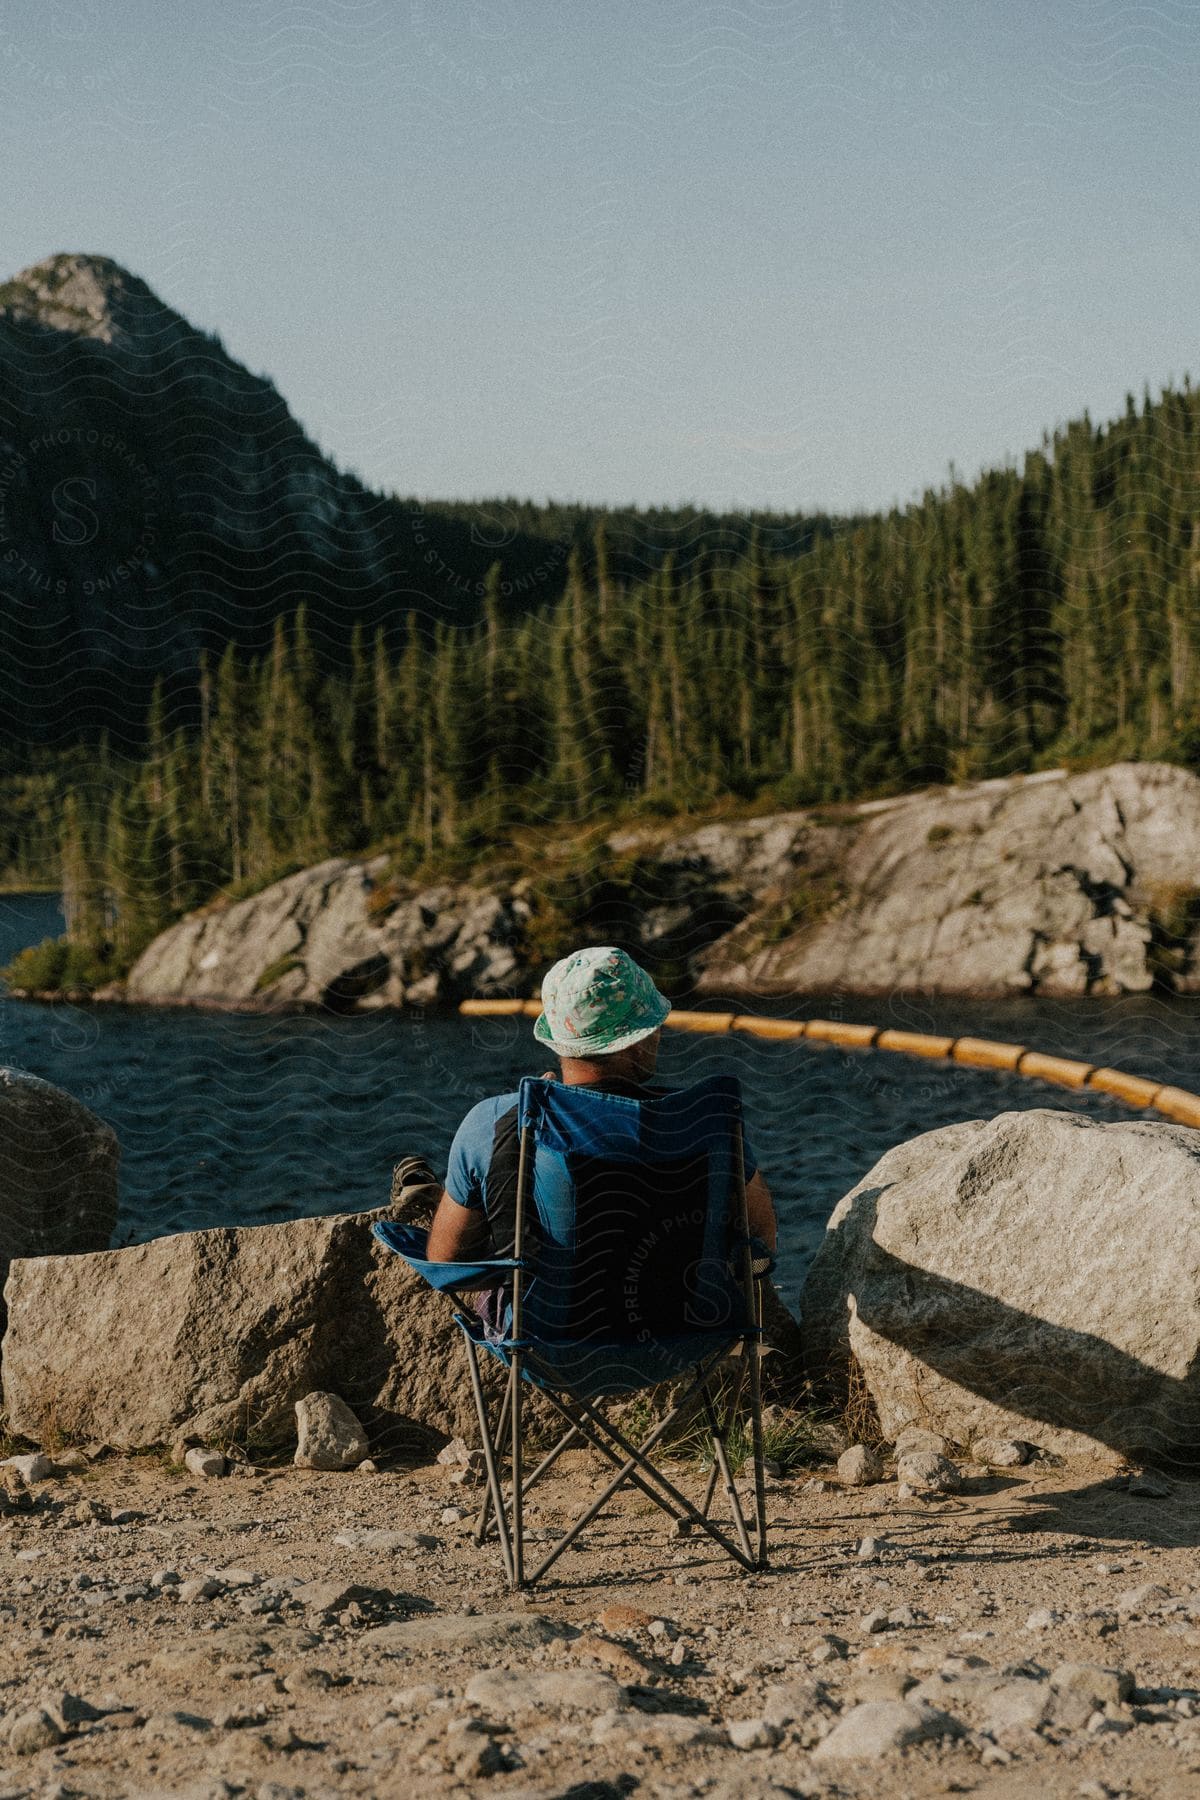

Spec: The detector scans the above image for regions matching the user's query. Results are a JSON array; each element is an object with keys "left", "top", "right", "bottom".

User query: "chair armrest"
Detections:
[{"left": 371, "top": 1220, "right": 521, "bottom": 1292}]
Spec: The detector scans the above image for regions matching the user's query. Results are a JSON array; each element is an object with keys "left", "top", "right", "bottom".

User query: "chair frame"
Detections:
[{"left": 462, "top": 1109, "right": 769, "bottom": 1589}]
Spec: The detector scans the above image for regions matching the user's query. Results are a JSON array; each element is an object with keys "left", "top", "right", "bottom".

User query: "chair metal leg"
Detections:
[
  {"left": 525, "top": 1366, "right": 758, "bottom": 1585},
  {"left": 701, "top": 1381, "right": 754, "bottom": 1565},
  {"left": 474, "top": 1374, "right": 513, "bottom": 1545},
  {"left": 700, "top": 1359, "right": 747, "bottom": 1518},
  {"left": 747, "top": 1298, "right": 769, "bottom": 1568},
  {"left": 463, "top": 1334, "right": 514, "bottom": 1587},
  {"left": 477, "top": 1418, "right": 583, "bottom": 1545},
  {"left": 510, "top": 1355, "right": 524, "bottom": 1588}
]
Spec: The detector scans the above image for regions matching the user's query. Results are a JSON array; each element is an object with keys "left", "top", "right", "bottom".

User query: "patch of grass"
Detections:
[
  {"left": 668, "top": 1402, "right": 837, "bottom": 1477},
  {"left": 752, "top": 873, "right": 845, "bottom": 947},
  {"left": 1144, "top": 879, "right": 1200, "bottom": 985},
  {"left": 2, "top": 935, "right": 119, "bottom": 995},
  {"left": 840, "top": 1354, "right": 886, "bottom": 1449},
  {"left": 253, "top": 954, "right": 303, "bottom": 993}
]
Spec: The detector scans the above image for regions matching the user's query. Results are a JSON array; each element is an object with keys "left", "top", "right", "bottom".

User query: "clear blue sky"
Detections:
[{"left": 3, "top": 1, "right": 1197, "bottom": 515}]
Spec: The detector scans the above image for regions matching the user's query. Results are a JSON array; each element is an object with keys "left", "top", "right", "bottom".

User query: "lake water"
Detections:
[{"left": 3, "top": 891, "right": 1199, "bottom": 1303}]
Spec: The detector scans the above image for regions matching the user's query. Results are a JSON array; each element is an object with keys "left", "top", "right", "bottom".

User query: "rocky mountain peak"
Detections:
[{"left": 0, "top": 252, "right": 171, "bottom": 345}]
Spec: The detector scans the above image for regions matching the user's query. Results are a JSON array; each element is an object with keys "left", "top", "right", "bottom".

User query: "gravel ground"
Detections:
[{"left": 0, "top": 1445, "right": 1199, "bottom": 1799}]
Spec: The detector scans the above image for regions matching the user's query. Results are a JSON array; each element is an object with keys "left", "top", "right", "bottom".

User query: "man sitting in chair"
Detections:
[{"left": 393, "top": 946, "right": 776, "bottom": 1334}]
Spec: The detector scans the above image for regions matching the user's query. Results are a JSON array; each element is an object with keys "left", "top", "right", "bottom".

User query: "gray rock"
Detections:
[
  {"left": 7, "top": 1706, "right": 63, "bottom": 1753},
  {"left": 977, "top": 1676, "right": 1051, "bottom": 1733},
  {"left": 365, "top": 1611, "right": 567, "bottom": 1654},
  {"left": 972, "top": 1437, "right": 1029, "bottom": 1467},
  {"left": 1, "top": 1451, "right": 56, "bottom": 1483},
  {"left": 293, "top": 1391, "right": 368, "bottom": 1470},
  {"left": 837, "top": 1444, "right": 883, "bottom": 1486},
  {"left": 1, "top": 1205, "right": 485, "bottom": 1449},
  {"left": 802, "top": 1107, "right": 1200, "bottom": 1461},
  {"left": 125, "top": 856, "right": 532, "bottom": 1011},
  {"left": 761, "top": 1678, "right": 837, "bottom": 1743},
  {"left": 0, "top": 1068, "right": 118, "bottom": 1316},
  {"left": 894, "top": 1425, "right": 950, "bottom": 1458},
  {"left": 184, "top": 1447, "right": 226, "bottom": 1479},
  {"left": 465, "top": 1668, "right": 624, "bottom": 1716},
  {"left": 813, "top": 1698, "right": 962, "bottom": 1760},
  {"left": 728, "top": 1717, "right": 782, "bottom": 1749},
  {"left": 896, "top": 1450, "right": 962, "bottom": 1494},
  {"left": 332, "top": 1527, "right": 439, "bottom": 1552},
  {"left": 1049, "top": 1663, "right": 1134, "bottom": 1708},
  {"left": 178, "top": 1576, "right": 222, "bottom": 1603}
]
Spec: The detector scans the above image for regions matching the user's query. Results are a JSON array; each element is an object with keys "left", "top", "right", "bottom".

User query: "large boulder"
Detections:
[
  {"left": 801, "top": 1109, "right": 1200, "bottom": 1465},
  {"left": 0, "top": 1068, "right": 118, "bottom": 1310},
  {"left": 1, "top": 1208, "right": 475, "bottom": 1455}
]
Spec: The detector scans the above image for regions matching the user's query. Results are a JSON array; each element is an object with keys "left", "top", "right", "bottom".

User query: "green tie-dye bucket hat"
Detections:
[{"left": 533, "top": 945, "right": 671, "bottom": 1058}]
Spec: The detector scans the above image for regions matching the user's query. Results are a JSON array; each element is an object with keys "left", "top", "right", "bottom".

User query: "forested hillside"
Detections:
[{"left": 3, "top": 256, "right": 1199, "bottom": 987}]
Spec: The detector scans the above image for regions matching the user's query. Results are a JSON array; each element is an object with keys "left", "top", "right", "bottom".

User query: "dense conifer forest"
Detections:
[{"left": 6, "top": 374, "right": 1200, "bottom": 988}]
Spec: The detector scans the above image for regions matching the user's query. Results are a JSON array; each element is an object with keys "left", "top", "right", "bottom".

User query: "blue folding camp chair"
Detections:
[{"left": 373, "top": 1073, "right": 771, "bottom": 1588}]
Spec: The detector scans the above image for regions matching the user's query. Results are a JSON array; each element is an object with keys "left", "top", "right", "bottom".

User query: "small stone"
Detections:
[
  {"left": 669, "top": 1639, "right": 687, "bottom": 1666},
  {"left": 1050, "top": 1662, "right": 1134, "bottom": 1707},
  {"left": 178, "top": 1576, "right": 223, "bottom": 1603},
  {"left": 1024, "top": 1607, "right": 1061, "bottom": 1632},
  {"left": 465, "top": 1667, "right": 624, "bottom": 1716},
  {"left": 293, "top": 1391, "right": 369, "bottom": 1471},
  {"left": 801, "top": 1476, "right": 833, "bottom": 1494},
  {"left": 437, "top": 1437, "right": 472, "bottom": 1467},
  {"left": 896, "top": 1451, "right": 962, "bottom": 1494},
  {"left": 894, "top": 1425, "right": 950, "bottom": 1457},
  {"left": 728, "top": 1716, "right": 781, "bottom": 1750},
  {"left": 150, "top": 1568, "right": 180, "bottom": 1589},
  {"left": 333, "top": 1528, "right": 439, "bottom": 1552},
  {"left": 838, "top": 1444, "right": 883, "bottom": 1487},
  {"left": 861, "top": 1609, "right": 891, "bottom": 1634},
  {"left": 357, "top": 1458, "right": 379, "bottom": 1474},
  {"left": 814, "top": 1699, "right": 962, "bottom": 1760},
  {"left": 1, "top": 1452, "right": 56, "bottom": 1483},
  {"left": 7, "top": 1707, "right": 63, "bottom": 1752},
  {"left": 1115, "top": 1581, "right": 1170, "bottom": 1616},
  {"left": 440, "top": 1506, "right": 465, "bottom": 1525},
  {"left": 857, "top": 1534, "right": 883, "bottom": 1561},
  {"left": 972, "top": 1437, "right": 1029, "bottom": 1467},
  {"left": 184, "top": 1447, "right": 226, "bottom": 1479},
  {"left": 808, "top": 1633, "right": 849, "bottom": 1664}
]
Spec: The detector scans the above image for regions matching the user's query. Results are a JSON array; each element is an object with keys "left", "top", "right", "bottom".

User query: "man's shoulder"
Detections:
[{"left": 454, "top": 1092, "right": 521, "bottom": 1138}]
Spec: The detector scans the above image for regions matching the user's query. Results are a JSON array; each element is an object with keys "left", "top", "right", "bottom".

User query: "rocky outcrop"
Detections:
[
  {"left": 801, "top": 1107, "right": 1200, "bottom": 1464},
  {"left": 0, "top": 1069, "right": 117, "bottom": 1311},
  {"left": 124, "top": 858, "right": 532, "bottom": 1009},
  {"left": 115, "top": 761, "right": 1200, "bottom": 1009},
  {"left": 1, "top": 1207, "right": 476, "bottom": 1453},
  {"left": 697, "top": 761, "right": 1200, "bottom": 997}
]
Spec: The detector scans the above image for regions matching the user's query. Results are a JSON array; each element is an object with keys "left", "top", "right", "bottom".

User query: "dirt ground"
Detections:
[{"left": 1, "top": 1444, "right": 1199, "bottom": 1799}]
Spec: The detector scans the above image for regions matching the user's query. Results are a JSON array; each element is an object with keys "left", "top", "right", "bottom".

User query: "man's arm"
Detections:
[
  {"left": 745, "top": 1169, "right": 777, "bottom": 1252},
  {"left": 426, "top": 1189, "right": 489, "bottom": 1262}
]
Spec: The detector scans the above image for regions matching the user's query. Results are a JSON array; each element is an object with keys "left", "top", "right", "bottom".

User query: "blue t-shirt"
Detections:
[{"left": 445, "top": 1079, "right": 758, "bottom": 1256}]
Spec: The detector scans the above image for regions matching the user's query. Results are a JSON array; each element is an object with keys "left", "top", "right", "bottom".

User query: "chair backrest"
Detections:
[{"left": 514, "top": 1073, "right": 751, "bottom": 1349}]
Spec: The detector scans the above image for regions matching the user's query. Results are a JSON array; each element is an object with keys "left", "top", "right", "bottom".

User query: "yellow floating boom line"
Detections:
[{"left": 457, "top": 997, "right": 1199, "bottom": 1128}]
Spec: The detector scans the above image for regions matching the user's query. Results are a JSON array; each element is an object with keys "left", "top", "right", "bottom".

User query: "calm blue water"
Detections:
[{"left": 3, "top": 892, "right": 1199, "bottom": 1301}]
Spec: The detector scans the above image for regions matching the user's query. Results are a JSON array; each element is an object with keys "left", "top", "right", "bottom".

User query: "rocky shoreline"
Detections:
[
  {"left": 0, "top": 1437, "right": 1198, "bottom": 1797},
  {"left": 23, "top": 760, "right": 1193, "bottom": 1016}
]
